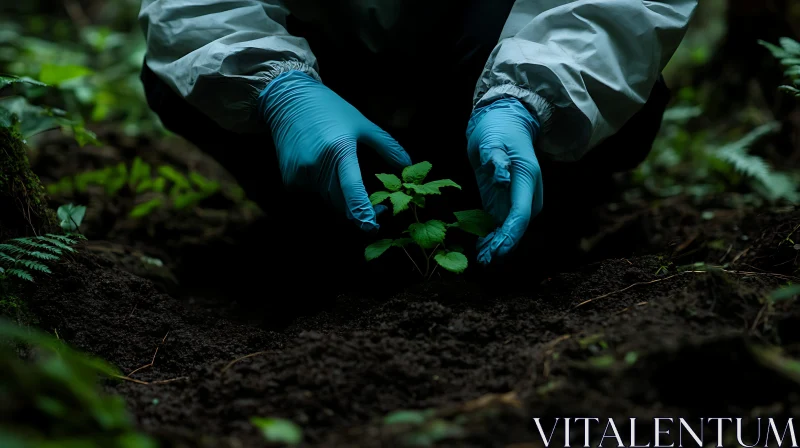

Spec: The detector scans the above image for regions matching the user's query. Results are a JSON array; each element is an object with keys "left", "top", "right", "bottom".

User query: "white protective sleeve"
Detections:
[
  {"left": 473, "top": 0, "right": 698, "bottom": 162},
  {"left": 138, "top": 0, "right": 320, "bottom": 133}
]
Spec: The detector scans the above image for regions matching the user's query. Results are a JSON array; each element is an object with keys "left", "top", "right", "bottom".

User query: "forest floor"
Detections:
[{"left": 20, "top": 128, "right": 800, "bottom": 447}]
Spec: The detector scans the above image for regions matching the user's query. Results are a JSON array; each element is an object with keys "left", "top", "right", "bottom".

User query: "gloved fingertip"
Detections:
[
  {"left": 359, "top": 219, "right": 380, "bottom": 234},
  {"left": 374, "top": 204, "right": 388, "bottom": 218}
]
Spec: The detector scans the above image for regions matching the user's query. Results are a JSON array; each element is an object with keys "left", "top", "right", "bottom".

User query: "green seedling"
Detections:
[{"left": 365, "top": 161, "right": 495, "bottom": 279}]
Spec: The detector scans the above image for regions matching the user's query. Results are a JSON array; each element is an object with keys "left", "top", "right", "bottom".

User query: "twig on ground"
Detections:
[
  {"left": 114, "top": 374, "right": 189, "bottom": 385},
  {"left": 221, "top": 350, "right": 276, "bottom": 373},
  {"left": 128, "top": 331, "right": 170, "bottom": 377},
  {"left": 573, "top": 268, "right": 799, "bottom": 310}
]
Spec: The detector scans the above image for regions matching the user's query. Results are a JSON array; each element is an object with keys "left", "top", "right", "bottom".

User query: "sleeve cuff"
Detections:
[{"left": 475, "top": 84, "right": 555, "bottom": 137}]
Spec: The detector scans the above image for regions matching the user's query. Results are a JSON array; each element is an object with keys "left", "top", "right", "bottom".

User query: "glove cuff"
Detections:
[{"left": 467, "top": 97, "right": 541, "bottom": 143}]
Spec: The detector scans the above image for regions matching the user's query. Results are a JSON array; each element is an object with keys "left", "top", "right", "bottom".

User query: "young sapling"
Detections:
[{"left": 365, "top": 161, "right": 495, "bottom": 279}]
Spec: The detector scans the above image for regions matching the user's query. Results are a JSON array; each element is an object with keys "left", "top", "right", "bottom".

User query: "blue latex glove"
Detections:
[
  {"left": 466, "top": 97, "right": 543, "bottom": 265},
  {"left": 258, "top": 70, "right": 411, "bottom": 232}
]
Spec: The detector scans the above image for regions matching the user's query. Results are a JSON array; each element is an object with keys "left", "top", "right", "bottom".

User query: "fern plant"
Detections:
[
  {"left": 759, "top": 37, "right": 800, "bottom": 99},
  {"left": 0, "top": 234, "right": 83, "bottom": 284}
]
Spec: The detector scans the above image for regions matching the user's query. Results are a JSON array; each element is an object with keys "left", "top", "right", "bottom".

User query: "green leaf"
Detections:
[
  {"left": 389, "top": 191, "right": 413, "bottom": 215},
  {"left": 375, "top": 173, "right": 402, "bottom": 191},
  {"left": 189, "top": 171, "right": 219, "bottom": 193},
  {"left": 369, "top": 191, "right": 391, "bottom": 206},
  {"left": 0, "top": 75, "right": 48, "bottom": 90},
  {"left": 402, "top": 161, "right": 433, "bottom": 184},
  {"left": 384, "top": 410, "right": 429, "bottom": 426},
  {"left": 56, "top": 203, "right": 86, "bottom": 231},
  {"left": 250, "top": 417, "right": 303, "bottom": 445},
  {"left": 38, "top": 64, "right": 93, "bottom": 86},
  {"left": 129, "top": 157, "right": 151, "bottom": 189},
  {"left": 768, "top": 284, "right": 800, "bottom": 303},
  {"left": 157, "top": 165, "right": 190, "bottom": 189},
  {"left": 434, "top": 251, "right": 468, "bottom": 274},
  {"left": 69, "top": 123, "right": 100, "bottom": 147},
  {"left": 411, "top": 194, "right": 426, "bottom": 208},
  {"left": 129, "top": 198, "right": 163, "bottom": 218},
  {"left": 365, "top": 239, "right": 393, "bottom": 261},
  {"left": 404, "top": 179, "right": 461, "bottom": 196},
  {"left": 453, "top": 209, "right": 495, "bottom": 237},
  {"left": 408, "top": 220, "right": 446, "bottom": 249}
]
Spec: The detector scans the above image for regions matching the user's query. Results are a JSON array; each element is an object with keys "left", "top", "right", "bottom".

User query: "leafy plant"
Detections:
[
  {"left": 634, "top": 107, "right": 799, "bottom": 203},
  {"left": 365, "top": 161, "right": 495, "bottom": 278},
  {"left": 0, "top": 318, "right": 157, "bottom": 448},
  {"left": 250, "top": 417, "right": 303, "bottom": 446},
  {"left": 46, "top": 157, "right": 222, "bottom": 218},
  {"left": 0, "top": 74, "right": 100, "bottom": 145},
  {"left": 759, "top": 37, "right": 800, "bottom": 98},
  {"left": 57, "top": 203, "right": 87, "bottom": 232},
  {"left": 0, "top": 11, "right": 164, "bottom": 136},
  {"left": 0, "top": 233, "right": 83, "bottom": 284}
]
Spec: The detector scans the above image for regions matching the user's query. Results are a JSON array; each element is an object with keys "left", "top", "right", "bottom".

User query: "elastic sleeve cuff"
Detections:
[
  {"left": 475, "top": 84, "right": 555, "bottom": 137},
  {"left": 243, "top": 60, "right": 321, "bottom": 127}
]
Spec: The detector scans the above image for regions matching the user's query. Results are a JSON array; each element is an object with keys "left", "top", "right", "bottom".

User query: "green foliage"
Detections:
[
  {"left": 633, "top": 107, "right": 799, "bottom": 203},
  {"left": 0, "top": 318, "right": 157, "bottom": 448},
  {"left": 250, "top": 417, "right": 303, "bottom": 446},
  {"left": 0, "top": 234, "right": 83, "bottom": 289},
  {"left": 57, "top": 203, "right": 86, "bottom": 232},
  {"left": 759, "top": 37, "right": 800, "bottom": 98},
  {"left": 46, "top": 157, "right": 222, "bottom": 218},
  {"left": 365, "top": 161, "right": 495, "bottom": 278},
  {"left": 0, "top": 74, "right": 100, "bottom": 146},
  {"left": 0, "top": 10, "right": 163, "bottom": 136}
]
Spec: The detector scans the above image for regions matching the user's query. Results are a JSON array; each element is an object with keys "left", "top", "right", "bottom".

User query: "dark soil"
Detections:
[{"left": 18, "top": 129, "right": 800, "bottom": 447}]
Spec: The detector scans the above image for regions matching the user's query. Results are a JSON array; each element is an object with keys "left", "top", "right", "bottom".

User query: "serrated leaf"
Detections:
[
  {"left": 389, "top": 191, "right": 413, "bottom": 215},
  {"left": 779, "top": 37, "right": 800, "bottom": 56},
  {"left": 365, "top": 239, "right": 393, "bottom": 261},
  {"left": 402, "top": 161, "right": 433, "bottom": 184},
  {"left": 434, "top": 251, "right": 468, "bottom": 274},
  {"left": 408, "top": 220, "right": 446, "bottom": 249},
  {"left": 369, "top": 191, "right": 391, "bottom": 205},
  {"left": 57, "top": 203, "right": 86, "bottom": 231},
  {"left": 250, "top": 417, "right": 303, "bottom": 445},
  {"left": 453, "top": 209, "right": 496, "bottom": 237},
  {"left": 411, "top": 194, "right": 425, "bottom": 208},
  {"left": 375, "top": 173, "right": 402, "bottom": 191},
  {"left": 404, "top": 179, "right": 461, "bottom": 196}
]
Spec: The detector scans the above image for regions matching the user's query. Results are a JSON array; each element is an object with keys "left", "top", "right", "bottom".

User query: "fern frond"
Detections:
[
  {"left": 6, "top": 269, "right": 33, "bottom": 282},
  {"left": 16, "top": 259, "right": 51, "bottom": 274},
  {"left": 0, "top": 244, "right": 26, "bottom": 255},
  {"left": 36, "top": 237, "right": 77, "bottom": 253},
  {"left": 11, "top": 238, "right": 63, "bottom": 254},
  {"left": 0, "top": 252, "right": 15, "bottom": 263},
  {"left": 27, "top": 251, "right": 59, "bottom": 261},
  {"left": 44, "top": 234, "right": 77, "bottom": 243},
  {"left": 712, "top": 122, "right": 798, "bottom": 202}
]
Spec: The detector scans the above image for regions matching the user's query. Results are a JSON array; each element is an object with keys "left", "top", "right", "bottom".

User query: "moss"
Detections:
[{"left": 0, "top": 126, "right": 58, "bottom": 240}]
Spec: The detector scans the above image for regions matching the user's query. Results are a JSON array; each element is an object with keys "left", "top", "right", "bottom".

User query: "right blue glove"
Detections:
[{"left": 258, "top": 70, "right": 412, "bottom": 232}]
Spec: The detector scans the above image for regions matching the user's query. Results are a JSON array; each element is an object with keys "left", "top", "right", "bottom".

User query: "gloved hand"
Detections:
[
  {"left": 258, "top": 70, "right": 412, "bottom": 232},
  {"left": 466, "top": 97, "right": 543, "bottom": 265}
]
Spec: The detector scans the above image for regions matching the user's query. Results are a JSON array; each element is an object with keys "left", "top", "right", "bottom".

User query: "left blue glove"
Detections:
[{"left": 466, "top": 97, "right": 543, "bottom": 265}]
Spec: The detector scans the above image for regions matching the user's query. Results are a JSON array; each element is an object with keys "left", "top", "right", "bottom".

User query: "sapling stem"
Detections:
[{"left": 401, "top": 246, "right": 424, "bottom": 277}]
